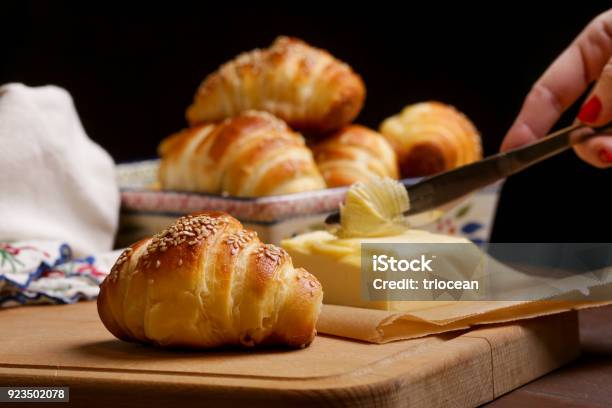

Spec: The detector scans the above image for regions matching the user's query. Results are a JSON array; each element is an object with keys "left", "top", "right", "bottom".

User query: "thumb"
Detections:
[
  {"left": 574, "top": 57, "right": 612, "bottom": 168},
  {"left": 578, "top": 57, "right": 612, "bottom": 126}
]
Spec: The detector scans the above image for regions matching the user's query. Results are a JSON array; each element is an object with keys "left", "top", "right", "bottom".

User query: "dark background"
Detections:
[{"left": 2, "top": 4, "right": 611, "bottom": 242}]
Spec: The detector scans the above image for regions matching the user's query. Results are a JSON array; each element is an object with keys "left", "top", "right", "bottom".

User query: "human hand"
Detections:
[{"left": 501, "top": 9, "right": 612, "bottom": 168}]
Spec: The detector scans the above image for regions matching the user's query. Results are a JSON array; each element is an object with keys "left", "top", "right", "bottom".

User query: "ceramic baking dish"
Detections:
[{"left": 116, "top": 159, "right": 502, "bottom": 246}]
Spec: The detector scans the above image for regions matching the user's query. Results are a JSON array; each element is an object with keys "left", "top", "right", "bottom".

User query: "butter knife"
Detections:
[{"left": 325, "top": 121, "right": 612, "bottom": 225}]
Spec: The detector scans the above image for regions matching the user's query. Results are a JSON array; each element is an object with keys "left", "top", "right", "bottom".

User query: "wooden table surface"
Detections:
[
  {"left": 487, "top": 305, "right": 612, "bottom": 407},
  {"left": 0, "top": 301, "right": 582, "bottom": 408}
]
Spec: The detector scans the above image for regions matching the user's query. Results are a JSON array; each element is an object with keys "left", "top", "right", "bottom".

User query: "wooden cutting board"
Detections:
[{"left": 0, "top": 302, "right": 579, "bottom": 408}]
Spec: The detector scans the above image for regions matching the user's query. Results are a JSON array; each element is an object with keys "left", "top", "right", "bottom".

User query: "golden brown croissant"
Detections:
[
  {"left": 98, "top": 212, "right": 323, "bottom": 349},
  {"left": 186, "top": 36, "right": 365, "bottom": 133},
  {"left": 158, "top": 110, "right": 326, "bottom": 197},
  {"left": 312, "top": 125, "right": 399, "bottom": 187},
  {"left": 380, "top": 101, "right": 482, "bottom": 177}
]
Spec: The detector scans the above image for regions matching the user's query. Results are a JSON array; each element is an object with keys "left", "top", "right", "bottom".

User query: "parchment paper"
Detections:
[{"left": 317, "top": 295, "right": 612, "bottom": 343}]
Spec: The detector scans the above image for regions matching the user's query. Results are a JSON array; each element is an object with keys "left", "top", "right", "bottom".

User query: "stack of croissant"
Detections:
[
  {"left": 158, "top": 36, "right": 483, "bottom": 197},
  {"left": 100, "top": 38, "right": 486, "bottom": 350}
]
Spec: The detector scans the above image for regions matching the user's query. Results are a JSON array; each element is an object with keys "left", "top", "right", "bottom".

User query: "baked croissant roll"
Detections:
[
  {"left": 380, "top": 101, "right": 482, "bottom": 177},
  {"left": 186, "top": 36, "right": 366, "bottom": 134},
  {"left": 158, "top": 110, "right": 326, "bottom": 196},
  {"left": 312, "top": 125, "right": 399, "bottom": 187},
  {"left": 97, "top": 212, "right": 323, "bottom": 349}
]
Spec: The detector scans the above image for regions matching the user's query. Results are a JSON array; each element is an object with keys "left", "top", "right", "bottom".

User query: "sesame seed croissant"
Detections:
[
  {"left": 97, "top": 212, "right": 323, "bottom": 349},
  {"left": 380, "top": 101, "right": 482, "bottom": 177},
  {"left": 186, "top": 36, "right": 366, "bottom": 134},
  {"left": 158, "top": 110, "right": 326, "bottom": 197},
  {"left": 313, "top": 125, "right": 399, "bottom": 187}
]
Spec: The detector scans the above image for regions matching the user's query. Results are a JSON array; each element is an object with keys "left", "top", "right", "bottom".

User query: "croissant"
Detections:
[
  {"left": 380, "top": 101, "right": 482, "bottom": 177},
  {"left": 158, "top": 110, "right": 326, "bottom": 196},
  {"left": 97, "top": 212, "right": 323, "bottom": 349},
  {"left": 186, "top": 36, "right": 366, "bottom": 134},
  {"left": 312, "top": 125, "right": 399, "bottom": 187}
]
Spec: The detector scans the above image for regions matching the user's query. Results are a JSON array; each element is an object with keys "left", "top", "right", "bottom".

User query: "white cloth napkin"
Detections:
[
  {"left": 0, "top": 83, "right": 120, "bottom": 306},
  {"left": 0, "top": 83, "right": 119, "bottom": 254}
]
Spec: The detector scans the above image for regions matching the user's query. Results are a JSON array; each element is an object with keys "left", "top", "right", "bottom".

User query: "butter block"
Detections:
[{"left": 282, "top": 229, "right": 471, "bottom": 310}]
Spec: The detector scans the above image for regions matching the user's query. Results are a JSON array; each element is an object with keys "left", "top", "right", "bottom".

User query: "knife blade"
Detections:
[{"left": 325, "top": 121, "right": 612, "bottom": 225}]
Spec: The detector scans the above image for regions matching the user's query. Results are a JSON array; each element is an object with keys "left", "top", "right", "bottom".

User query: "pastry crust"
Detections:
[
  {"left": 158, "top": 110, "right": 326, "bottom": 197},
  {"left": 380, "top": 102, "right": 482, "bottom": 177},
  {"left": 313, "top": 125, "right": 399, "bottom": 187},
  {"left": 97, "top": 212, "right": 323, "bottom": 349},
  {"left": 187, "top": 36, "right": 366, "bottom": 134}
]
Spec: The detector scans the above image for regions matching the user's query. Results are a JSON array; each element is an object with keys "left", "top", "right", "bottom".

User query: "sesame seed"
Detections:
[
  {"left": 225, "top": 230, "right": 257, "bottom": 255},
  {"left": 256, "top": 244, "right": 286, "bottom": 265},
  {"left": 108, "top": 269, "right": 118, "bottom": 283},
  {"left": 142, "top": 214, "right": 228, "bottom": 258}
]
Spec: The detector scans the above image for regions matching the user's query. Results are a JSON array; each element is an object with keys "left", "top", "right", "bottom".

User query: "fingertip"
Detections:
[
  {"left": 573, "top": 134, "right": 612, "bottom": 169},
  {"left": 598, "top": 149, "right": 612, "bottom": 164},
  {"left": 577, "top": 95, "right": 603, "bottom": 124},
  {"left": 578, "top": 60, "right": 612, "bottom": 127}
]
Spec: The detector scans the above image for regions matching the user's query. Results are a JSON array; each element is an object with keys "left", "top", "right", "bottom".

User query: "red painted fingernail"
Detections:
[
  {"left": 578, "top": 95, "right": 602, "bottom": 123},
  {"left": 598, "top": 149, "right": 612, "bottom": 163}
]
